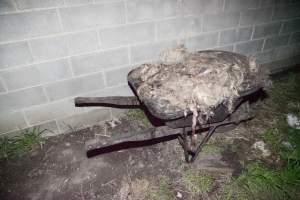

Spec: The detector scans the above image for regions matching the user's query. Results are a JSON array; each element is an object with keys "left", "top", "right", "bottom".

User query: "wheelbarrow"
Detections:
[{"left": 75, "top": 50, "right": 266, "bottom": 163}]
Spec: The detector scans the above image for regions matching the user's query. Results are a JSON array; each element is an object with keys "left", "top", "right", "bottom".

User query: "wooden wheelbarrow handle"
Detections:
[{"left": 74, "top": 96, "right": 141, "bottom": 107}]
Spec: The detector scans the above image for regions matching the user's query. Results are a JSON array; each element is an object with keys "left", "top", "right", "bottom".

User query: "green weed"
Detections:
[
  {"left": 0, "top": 128, "right": 45, "bottom": 159},
  {"left": 150, "top": 180, "right": 175, "bottom": 200},
  {"left": 125, "top": 109, "right": 151, "bottom": 128},
  {"left": 182, "top": 169, "right": 214, "bottom": 195}
]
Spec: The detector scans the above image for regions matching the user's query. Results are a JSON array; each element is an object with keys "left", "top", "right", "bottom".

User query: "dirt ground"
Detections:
[{"left": 0, "top": 105, "right": 267, "bottom": 200}]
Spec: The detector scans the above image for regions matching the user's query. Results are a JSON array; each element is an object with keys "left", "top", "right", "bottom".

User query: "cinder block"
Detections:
[
  {"left": 90, "top": 84, "right": 134, "bottom": 97},
  {"left": 235, "top": 39, "right": 263, "bottom": 55},
  {"left": 263, "top": 57, "right": 296, "bottom": 74},
  {"left": 281, "top": 19, "right": 300, "bottom": 34},
  {"left": 293, "top": 44, "right": 300, "bottom": 56},
  {"left": 0, "top": 80, "right": 6, "bottom": 93},
  {"left": 219, "top": 27, "right": 252, "bottom": 46},
  {"left": 24, "top": 98, "right": 83, "bottom": 125},
  {"left": 0, "top": 0, "right": 16, "bottom": 14},
  {"left": 214, "top": 45, "right": 234, "bottom": 52},
  {"left": 95, "top": 0, "right": 122, "bottom": 3},
  {"left": 4, "top": 120, "right": 60, "bottom": 137},
  {"left": 105, "top": 66, "right": 132, "bottom": 87},
  {"left": 290, "top": 32, "right": 300, "bottom": 44},
  {"left": 99, "top": 22, "right": 155, "bottom": 49},
  {"left": 185, "top": 32, "right": 219, "bottom": 51},
  {"left": 255, "top": 49, "right": 275, "bottom": 64},
  {"left": 71, "top": 47, "right": 129, "bottom": 75},
  {"left": 59, "top": 2, "right": 125, "bottom": 31},
  {"left": 0, "top": 42, "right": 33, "bottom": 69},
  {"left": 240, "top": 8, "right": 272, "bottom": 26},
  {"left": 273, "top": 3, "right": 300, "bottom": 20},
  {"left": 183, "top": 0, "right": 223, "bottom": 15},
  {"left": 84, "top": 86, "right": 133, "bottom": 114},
  {"left": 260, "top": 0, "right": 296, "bottom": 7},
  {"left": 14, "top": 0, "right": 63, "bottom": 10},
  {"left": 156, "top": 17, "right": 201, "bottom": 40},
  {"left": 0, "top": 9, "right": 61, "bottom": 42},
  {"left": 45, "top": 72, "right": 105, "bottom": 101},
  {"left": 275, "top": 46, "right": 294, "bottom": 60},
  {"left": 264, "top": 35, "right": 290, "bottom": 50},
  {"left": 32, "top": 120, "right": 60, "bottom": 137},
  {"left": 64, "top": 0, "right": 93, "bottom": 6},
  {"left": 130, "top": 40, "right": 177, "bottom": 64},
  {"left": 0, "top": 59, "right": 72, "bottom": 90},
  {"left": 260, "top": 0, "right": 275, "bottom": 7},
  {"left": 0, "top": 86, "right": 47, "bottom": 112},
  {"left": 127, "top": 0, "right": 177, "bottom": 22},
  {"left": 0, "top": 111, "right": 27, "bottom": 133},
  {"left": 253, "top": 22, "right": 282, "bottom": 39},
  {"left": 30, "top": 36, "right": 69, "bottom": 61},
  {"left": 57, "top": 108, "right": 111, "bottom": 133},
  {"left": 66, "top": 30, "right": 99, "bottom": 55},
  {"left": 225, "top": 0, "right": 259, "bottom": 11},
  {"left": 203, "top": 12, "right": 240, "bottom": 32}
]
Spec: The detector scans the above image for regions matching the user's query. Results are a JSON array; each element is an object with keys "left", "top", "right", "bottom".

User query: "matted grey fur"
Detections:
[{"left": 128, "top": 46, "right": 268, "bottom": 121}]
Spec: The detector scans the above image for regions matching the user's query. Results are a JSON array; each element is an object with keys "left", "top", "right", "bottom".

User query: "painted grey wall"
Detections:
[{"left": 0, "top": 0, "right": 300, "bottom": 136}]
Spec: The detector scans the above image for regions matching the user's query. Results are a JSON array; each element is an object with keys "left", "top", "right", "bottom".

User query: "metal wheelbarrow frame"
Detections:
[{"left": 74, "top": 86, "right": 261, "bottom": 163}]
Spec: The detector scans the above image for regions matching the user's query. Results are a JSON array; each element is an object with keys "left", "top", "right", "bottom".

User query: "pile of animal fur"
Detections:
[{"left": 128, "top": 45, "right": 267, "bottom": 122}]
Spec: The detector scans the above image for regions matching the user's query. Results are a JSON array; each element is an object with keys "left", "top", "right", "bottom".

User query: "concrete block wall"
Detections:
[{"left": 0, "top": 0, "right": 300, "bottom": 136}]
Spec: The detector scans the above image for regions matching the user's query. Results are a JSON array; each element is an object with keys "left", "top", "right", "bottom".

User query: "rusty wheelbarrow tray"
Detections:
[{"left": 74, "top": 50, "right": 266, "bottom": 162}]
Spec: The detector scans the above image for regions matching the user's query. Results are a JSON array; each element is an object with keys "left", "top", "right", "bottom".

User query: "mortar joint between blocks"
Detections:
[
  {"left": 21, "top": 109, "right": 31, "bottom": 127},
  {"left": 42, "top": 86, "right": 50, "bottom": 102},
  {"left": 124, "top": 0, "right": 128, "bottom": 24},
  {"left": 261, "top": 38, "right": 267, "bottom": 52},
  {"left": 222, "top": 0, "right": 226, "bottom": 11},
  {"left": 127, "top": 45, "right": 132, "bottom": 65},
  {"left": 96, "top": 30, "right": 102, "bottom": 50},
  {"left": 67, "top": 57, "right": 75, "bottom": 77},
  {"left": 250, "top": 26, "right": 255, "bottom": 40},
  {"left": 0, "top": 76, "right": 9, "bottom": 93}
]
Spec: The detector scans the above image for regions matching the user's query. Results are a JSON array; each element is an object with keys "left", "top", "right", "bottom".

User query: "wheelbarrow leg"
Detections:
[
  {"left": 178, "top": 128, "right": 190, "bottom": 162},
  {"left": 189, "top": 126, "right": 217, "bottom": 163},
  {"left": 178, "top": 126, "right": 217, "bottom": 163}
]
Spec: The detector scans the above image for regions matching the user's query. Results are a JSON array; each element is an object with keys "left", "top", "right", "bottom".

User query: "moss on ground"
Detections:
[
  {"left": 125, "top": 109, "right": 152, "bottom": 128},
  {"left": 0, "top": 128, "right": 45, "bottom": 160}
]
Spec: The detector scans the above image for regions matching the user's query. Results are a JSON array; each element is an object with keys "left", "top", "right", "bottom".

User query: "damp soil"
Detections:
[{"left": 0, "top": 113, "right": 264, "bottom": 200}]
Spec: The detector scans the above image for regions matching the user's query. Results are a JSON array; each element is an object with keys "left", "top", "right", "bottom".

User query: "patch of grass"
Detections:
[
  {"left": 259, "top": 71, "right": 300, "bottom": 164},
  {"left": 260, "top": 120, "right": 300, "bottom": 164},
  {"left": 260, "top": 123, "right": 286, "bottom": 153},
  {"left": 222, "top": 162, "right": 300, "bottom": 200},
  {"left": 268, "top": 72, "right": 300, "bottom": 116},
  {"left": 150, "top": 180, "right": 175, "bottom": 200},
  {"left": 0, "top": 128, "right": 45, "bottom": 160},
  {"left": 182, "top": 169, "right": 214, "bottom": 195},
  {"left": 125, "top": 109, "right": 151, "bottom": 128}
]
